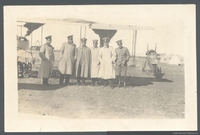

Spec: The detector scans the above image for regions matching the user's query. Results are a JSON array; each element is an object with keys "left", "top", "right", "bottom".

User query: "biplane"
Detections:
[{"left": 17, "top": 17, "right": 164, "bottom": 79}]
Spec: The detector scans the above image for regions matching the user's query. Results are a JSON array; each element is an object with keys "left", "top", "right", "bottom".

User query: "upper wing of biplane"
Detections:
[{"left": 17, "top": 17, "right": 154, "bottom": 59}]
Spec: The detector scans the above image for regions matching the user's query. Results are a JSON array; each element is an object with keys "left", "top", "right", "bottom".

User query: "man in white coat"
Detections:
[
  {"left": 98, "top": 37, "right": 116, "bottom": 89},
  {"left": 58, "top": 35, "right": 77, "bottom": 87},
  {"left": 38, "top": 35, "right": 55, "bottom": 85},
  {"left": 91, "top": 40, "right": 100, "bottom": 86}
]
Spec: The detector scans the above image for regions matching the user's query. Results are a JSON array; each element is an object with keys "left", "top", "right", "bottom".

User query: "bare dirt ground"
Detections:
[{"left": 18, "top": 61, "right": 185, "bottom": 119}]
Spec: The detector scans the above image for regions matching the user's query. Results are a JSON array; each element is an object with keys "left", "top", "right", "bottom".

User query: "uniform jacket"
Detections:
[
  {"left": 58, "top": 42, "right": 77, "bottom": 75},
  {"left": 76, "top": 46, "right": 91, "bottom": 78},
  {"left": 38, "top": 43, "right": 55, "bottom": 78},
  {"left": 115, "top": 47, "right": 130, "bottom": 66}
]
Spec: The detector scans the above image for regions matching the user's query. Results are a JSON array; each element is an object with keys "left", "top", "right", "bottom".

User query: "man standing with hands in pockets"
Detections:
[
  {"left": 115, "top": 39, "right": 130, "bottom": 88},
  {"left": 76, "top": 38, "right": 91, "bottom": 86},
  {"left": 38, "top": 35, "right": 55, "bottom": 85},
  {"left": 58, "top": 35, "right": 77, "bottom": 87}
]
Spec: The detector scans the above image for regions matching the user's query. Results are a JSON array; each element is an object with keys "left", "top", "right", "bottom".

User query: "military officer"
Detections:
[
  {"left": 115, "top": 40, "right": 130, "bottom": 87},
  {"left": 58, "top": 35, "right": 77, "bottom": 87},
  {"left": 38, "top": 35, "right": 55, "bottom": 85},
  {"left": 91, "top": 39, "right": 100, "bottom": 86},
  {"left": 76, "top": 38, "right": 91, "bottom": 85}
]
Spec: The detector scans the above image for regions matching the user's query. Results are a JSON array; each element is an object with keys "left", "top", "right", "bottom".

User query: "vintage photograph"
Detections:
[{"left": 4, "top": 5, "right": 197, "bottom": 131}]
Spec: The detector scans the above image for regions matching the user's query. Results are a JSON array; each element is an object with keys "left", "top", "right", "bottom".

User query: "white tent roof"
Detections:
[{"left": 168, "top": 55, "right": 181, "bottom": 65}]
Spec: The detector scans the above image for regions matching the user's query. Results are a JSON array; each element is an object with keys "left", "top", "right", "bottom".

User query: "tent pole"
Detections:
[
  {"left": 21, "top": 25, "right": 22, "bottom": 37},
  {"left": 41, "top": 26, "right": 43, "bottom": 45},
  {"left": 84, "top": 26, "right": 86, "bottom": 38},
  {"left": 132, "top": 30, "right": 134, "bottom": 58}
]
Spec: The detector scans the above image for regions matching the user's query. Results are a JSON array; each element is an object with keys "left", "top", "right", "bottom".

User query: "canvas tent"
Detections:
[
  {"left": 168, "top": 55, "right": 184, "bottom": 65},
  {"left": 160, "top": 54, "right": 174, "bottom": 63}
]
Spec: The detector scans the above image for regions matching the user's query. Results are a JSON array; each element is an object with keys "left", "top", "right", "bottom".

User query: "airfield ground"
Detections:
[{"left": 18, "top": 60, "right": 185, "bottom": 119}]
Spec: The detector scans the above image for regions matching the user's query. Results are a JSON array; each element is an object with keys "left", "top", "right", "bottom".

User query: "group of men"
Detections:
[{"left": 38, "top": 35, "right": 130, "bottom": 88}]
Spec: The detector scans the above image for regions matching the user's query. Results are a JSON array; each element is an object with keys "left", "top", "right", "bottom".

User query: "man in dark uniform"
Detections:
[
  {"left": 76, "top": 38, "right": 91, "bottom": 85},
  {"left": 115, "top": 40, "right": 130, "bottom": 87},
  {"left": 38, "top": 35, "right": 55, "bottom": 85}
]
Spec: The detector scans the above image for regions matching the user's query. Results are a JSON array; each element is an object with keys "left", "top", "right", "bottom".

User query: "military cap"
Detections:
[
  {"left": 116, "top": 40, "right": 122, "bottom": 44},
  {"left": 45, "top": 35, "right": 52, "bottom": 40},
  {"left": 80, "top": 38, "right": 87, "bottom": 42},
  {"left": 102, "top": 37, "right": 109, "bottom": 41},
  {"left": 67, "top": 35, "right": 73, "bottom": 39},
  {"left": 92, "top": 39, "right": 98, "bottom": 43}
]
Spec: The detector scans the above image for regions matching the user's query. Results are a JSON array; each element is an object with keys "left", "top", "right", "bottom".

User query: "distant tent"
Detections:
[
  {"left": 159, "top": 54, "right": 173, "bottom": 63},
  {"left": 168, "top": 55, "right": 181, "bottom": 65}
]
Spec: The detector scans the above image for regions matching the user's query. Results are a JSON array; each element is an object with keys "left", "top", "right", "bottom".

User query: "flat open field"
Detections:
[{"left": 18, "top": 59, "right": 185, "bottom": 119}]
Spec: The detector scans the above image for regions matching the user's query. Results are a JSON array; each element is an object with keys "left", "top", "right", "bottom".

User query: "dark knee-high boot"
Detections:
[
  {"left": 117, "top": 76, "right": 121, "bottom": 87},
  {"left": 81, "top": 77, "right": 86, "bottom": 85},
  {"left": 43, "top": 78, "right": 46, "bottom": 84},
  {"left": 108, "top": 79, "right": 114, "bottom": 89},
  {"left": 43, "top": 78, "right": 49, "bottom": 85},
  {"left": 77, "top": 77, "right": 81, "bottom": 85},
  {"left": 104, "top": 79, "right": 109, "bottom": 86},
  {"left": 95, "top": 78, "right": 99, "bottom": 86},
  {"left": 59, "top": 74, "right": 64, "bottom": 86},
  {"left": 92, "top": 78, "right": 95, "bottom": 86},
  {"left": 123, "top": 76, "right": 127, "bottom": 88},
  {"left": 65, "top": 75, "right": 70, "bottom": 86}
]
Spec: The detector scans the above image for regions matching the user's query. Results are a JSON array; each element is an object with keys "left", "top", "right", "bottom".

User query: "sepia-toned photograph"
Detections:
[{"left": 4, "top": 5, "right": 197, "bottom": 131}]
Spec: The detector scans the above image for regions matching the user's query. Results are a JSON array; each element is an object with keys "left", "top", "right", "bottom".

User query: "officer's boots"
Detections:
[
  {"left": 103, "top": 79, "right": 109, "bottom": 86},
  {"left": 43, "top": 78, "right": 49, "bottom": 85},
  {"left": 65, "top": 75, "right": 70, "bottom": 86},
  {"left": 95, "top": 78, "right": 99, "bottom": 86},
  {"left": 59, "top": 74, "right": 64, "bottom": 87},
  {"left": 123, "top": 76, "right": 127, "bottom": 88},
  {"left": 108, "top": 79, "right": 114, "bottom": 89},
  {"left": 81, "top": 78, "right": 86, "bottom": 86},
  {"left": 117, "top": 76, "right": 121, "bottom": 87},
  {"left": 77, "top": 77, "right": 81, "bottom": 86},
  {"left": 92, "top": 78, "right": 95, "bottom": 86}
]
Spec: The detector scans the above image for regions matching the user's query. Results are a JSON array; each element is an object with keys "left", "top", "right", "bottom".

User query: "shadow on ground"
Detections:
[
  {"left": 127, "top": 76, "right": 173, "bottom": 87},
  {"left": 18, "top": 83, "right": 59, "bottom": 90},
  {"left": 18, "top": 76, "right": 173, "bottom": 90}
]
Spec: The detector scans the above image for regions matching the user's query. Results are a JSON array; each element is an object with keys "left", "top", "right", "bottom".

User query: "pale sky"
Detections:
[{"left": 16, "top": 5, "right": 195, "bottom": 56}]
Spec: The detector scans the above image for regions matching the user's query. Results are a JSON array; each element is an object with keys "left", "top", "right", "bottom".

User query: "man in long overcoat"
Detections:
[
  {"left": 76, "top": 38, "right": 91, "bottom": 85},
  {"left": 115, "top": 40, "right": 130, "bottom": 87},
  {"left": 38, "top": 35, "right": 55, "bottom": 85},
  {"left": 58, "top": 35, "right": 77, "bottom": 86},
  {"left": 91, "top": 39, "right": 100, "bottom": 86},
  {"left": 98, "top": 37, "right": 116, "bottom": 88}
]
